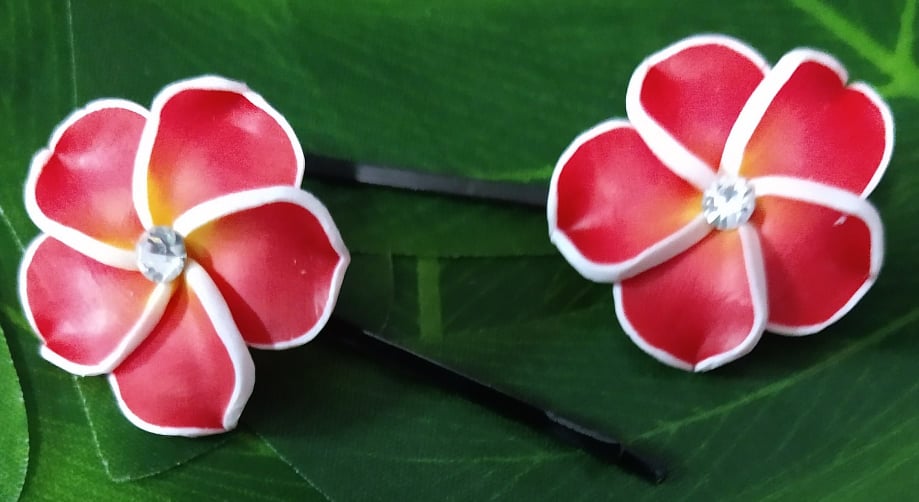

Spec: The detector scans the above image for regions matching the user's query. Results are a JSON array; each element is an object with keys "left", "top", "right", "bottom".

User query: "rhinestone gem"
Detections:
[
  {"left": 136, "top": 226, "right": 187, "bottom": 283},
  {"left": 702, "top": 177, "right": 756, "bottom": 230}
]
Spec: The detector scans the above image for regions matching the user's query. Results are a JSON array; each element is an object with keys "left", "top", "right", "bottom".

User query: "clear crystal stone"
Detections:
[
  {"left": 702, "top": 177, "right": 756, "bottom": 230},
  {"left": 136, "top": 226, "right": 187, "bottom": 283}
]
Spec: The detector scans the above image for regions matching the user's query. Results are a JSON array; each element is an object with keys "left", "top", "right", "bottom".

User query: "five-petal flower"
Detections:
[
  {"left": 19, "top": 76, "right": 350, "bottom": 435},
  {"left": 548, "top": 35, "right": 892, "bottom": 371}
]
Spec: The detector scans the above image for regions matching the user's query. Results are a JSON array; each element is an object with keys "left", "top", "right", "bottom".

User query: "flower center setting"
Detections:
[
  {"left": 136, "top": 226, "right": 187, "bottom": 283},
  {"left": 701, "top": 177, "right": 755, "bottom": 230}
]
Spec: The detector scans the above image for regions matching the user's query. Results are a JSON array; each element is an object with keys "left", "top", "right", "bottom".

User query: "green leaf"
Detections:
[
  {"left": 333, "top": 253, "right": 396, "bottom": 332},
  {"left": 2, "top": 0, "right": 919, "bottom": 499},
  {"left": 252, "top": 253, "right": 919, "bottom": 500},
  {"left": 303, "top": 181, "right": 555, "bottom": 257},
  {"left": 378, "top": 255, "right": 610, "bottom": 342},
  {"left": 0, "top": 325, "right": 28, "bottom": 502},
  {"left": 246, "top": 339, "right": 596, "bottom": 501},
  {"left": 1, "top": 312, "right": 326, "bottom": 501},
  {"left": 75, "top": 377, "right": 226, "bottom": 482}
]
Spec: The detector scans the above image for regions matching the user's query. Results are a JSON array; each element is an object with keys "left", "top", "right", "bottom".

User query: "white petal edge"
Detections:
[
  {"left": 613, "top": 224, "right": 769, "bottom": 372},
  {"left": 132, "top": 75, "right": 307, "bottom": 228},
  {"left": 547, "top": 119, "right": 712, "bottom": 283},
  {"left": 720, "top": 48, "right": 894, "bottom": 198},
  {"left": 24, "top": 98, "right": 148, "bottom": 270},
  {"left": 750, "top": 175, "right": 884, "bottom": 335},
  {"left": 18, "top": 234, "right": 174, "bottom": 376},
  {"left": 109, "top": 261, "right": 256, "bottom": 436},
  {"left": 626, "top": 34, "right": 768, "bottom": 190},
  {"left": 173, "top": 185, "right": 350, "bottom": 350}
]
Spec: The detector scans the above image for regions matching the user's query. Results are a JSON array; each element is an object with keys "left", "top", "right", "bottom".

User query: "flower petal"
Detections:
[
  {"left": 110, "top": 262, "right": 255, "bottom": 436},
  {"left": 19, "top": 235, "right": 172, "bottom": 376},
  {"left": 627, "top": 34, "right": 768, "bottom": 188},
  {"left": 548, "top": 120, "right": 710, "bottom": 283},
  {"left": 173, "top": 186, "right": 349, "bottom": 349},
  {"left": 614, "top": 225, "right": 768, "bottom": 371},
  {"left": 750, "top": 176, "right": 883, "bottom": 334},
  {"left": 135, "top": 76, "right": 305, "bottom": 227},
  {"left": 723, "top": 49, "right": 893, "bottom": 196},
  {"left": 25, "top": 100, "right": 147, "bottom": 269}
]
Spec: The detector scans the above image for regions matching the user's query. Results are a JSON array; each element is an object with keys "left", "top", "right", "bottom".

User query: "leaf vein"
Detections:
[
  {"left": 0, "top": 205, "right": 24, "bottom": 251},
  {"left": 636, "top": 307, "right": 919, "bottom": 439}
]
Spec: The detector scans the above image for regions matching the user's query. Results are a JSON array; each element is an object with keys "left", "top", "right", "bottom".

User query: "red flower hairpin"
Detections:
[
  {"left": 20, "top": 76, "right": 349, "bottom": 435},
  {"left": 13, "top": 76, "right": 660, "bottom": 479},
  {"left": 548, "top": 35, "right": 892, "bottom": 371}
]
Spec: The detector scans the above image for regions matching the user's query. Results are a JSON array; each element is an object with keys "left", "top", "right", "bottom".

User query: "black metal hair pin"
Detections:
[
  {"left": 327, "top": 318, "right": 666, "bottom": 484},
  {"left": 305, "top": 153, "right": 549, "bottom": 208},
  {"left": 306, "top": 154, "right": 667, "bottom": 484}
]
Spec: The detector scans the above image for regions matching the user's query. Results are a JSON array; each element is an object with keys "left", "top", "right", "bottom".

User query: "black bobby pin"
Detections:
[
  {"left": 325, "top": 318, "right": 667, "bottom": 484},
  {"left": 305, "top": 154, "right": 549, "bottom": 208},
  {"left": 308, "top": 154, "right": 667, "bottom": 484}
]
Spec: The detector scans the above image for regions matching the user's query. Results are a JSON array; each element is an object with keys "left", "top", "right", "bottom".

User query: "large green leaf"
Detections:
[
  {"left": 75, "top": 377, "right": 226, "bottom": 482},
  {"left": 0, "top": 325, "right": 28, "bottom": 502},
  {"left": 1, "top": 0, "right": 918, "bottom": 499},
  {"left": 1, "top": 311, "right": 325, "bottom": 501},
  {"left": 301, "top": 181, "right": 555, "bottom": 257}
]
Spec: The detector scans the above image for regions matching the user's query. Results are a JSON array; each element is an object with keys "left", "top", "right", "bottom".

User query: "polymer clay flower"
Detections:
[
  {"left": 20, "top": 76, "right": 349, "bottom": 434},
  {"left": 548, "top": 35, "right": 891, "bottom": 371}
]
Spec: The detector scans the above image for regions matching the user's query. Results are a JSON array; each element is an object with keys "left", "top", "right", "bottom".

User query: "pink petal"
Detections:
[
  {"left": 25, "top": 100, "right": 147, "bottom": 268},
  {"left": 173, "top": 187, "right": 349, "bottom": 349},
  {"left": 723, "top": 50, "right": 892, "bottom": 196},
  {"left": 614, "top": 226, "right": 768, "bottom": 371},
  {"left": 110, "top": 262, "right": 254, "bottom": 436},
  {"left": 136, "top": 76, "right": 304, "bottom": 226},
  {"left": 19, "top": 235, "right": 171, "bottom": 375},
  {"left": 627, "top": 34, "right": 768, "bottom": 187},
  {"left": 549, "top": 120, "right": 710, "bottom": 283},
  {"left": 750, "top": 176, "right": 883, "bottom": 334}
]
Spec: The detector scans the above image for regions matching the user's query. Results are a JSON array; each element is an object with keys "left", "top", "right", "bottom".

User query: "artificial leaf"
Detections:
[
  {"left": 75, "top": 377, "right": 225, "bottom": 482},
  {"left": 332, "top": 253, "right": 396, "bottom": 333},
  {"left": 250, "top": 251, "right": 919, "bottom": 499},
  {"left": 246, "top": 339, "right": 594, "bottom": 502},
  {"left": 378, "top": 255, "right": 610, "bottom": 342},
  {"left": 303, "top": 181, "right": 554, "bottom": 257},
  {"left": 0, "top": 325, "right": 28, "bottom": 502},
  {"left": 1, "top": 311, "right": 325, "bottom": 500}
]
